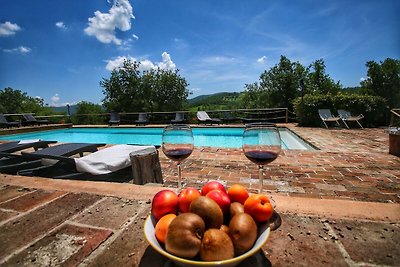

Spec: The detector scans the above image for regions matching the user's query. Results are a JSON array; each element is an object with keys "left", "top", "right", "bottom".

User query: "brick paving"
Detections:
[
  {"left": 0, "top": 184, "right": 398, "bottom": 267},
  {"left": 160, "top": 126, "right": 400, "bottom": 203}
]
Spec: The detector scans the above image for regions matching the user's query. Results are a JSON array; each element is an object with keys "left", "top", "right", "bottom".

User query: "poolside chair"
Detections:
[
  {"left": 337, "top": 109, "right": 364, "bottom": 129},
  {"left": 0, "top": 114, "right": 20, "bottom": 128},
  {"left": 222, "top": 111, "right": 239, "bottom": 124},
  {"left": 0, "top": 142, "right": 105, "bottom": 175},
  {"left": 135, "top": 113, "right": 149, "bottom": 126},
  {"left": 109, "top": 112, "right": 120, "bottom": 126},
  {"left": 22, "top": 114, "right": 49, "bottom": 126},
  {"left": 0, "top": 140, "right": 57, "bottom": 154},
  {"left": 170, "top": 112, "right": 186, "bottom": 124},
  {"left": 196, "top": 111, "right": 221, "bottom": 125},
  {"left": 18, "top": 144, "right": 159, "bottom": 182},
  {"left": 318, "top": 109, "right": 341, "bottom": 128}
]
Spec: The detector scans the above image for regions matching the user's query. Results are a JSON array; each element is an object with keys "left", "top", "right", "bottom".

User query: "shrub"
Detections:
[{"left": 293, "top": 93, "right": 388, "bottom": 127}]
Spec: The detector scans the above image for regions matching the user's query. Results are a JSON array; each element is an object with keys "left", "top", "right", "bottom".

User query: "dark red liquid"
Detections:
[
  {"left": 164, "top": 148, "right": 193, "bottom": 161},
  {"left": 244, "top": 150, "right": 278, "bottom": 165}
]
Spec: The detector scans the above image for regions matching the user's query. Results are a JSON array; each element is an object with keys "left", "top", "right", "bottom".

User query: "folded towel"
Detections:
[
  {"left": 18, "top": 139, "right": 41, "bottom": 144},
  {"left": 74, "top": 144, "right": 156, "bottom": 175}
]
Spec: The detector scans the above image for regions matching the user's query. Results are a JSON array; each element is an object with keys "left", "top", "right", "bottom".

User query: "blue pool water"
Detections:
[{"left": 0, "top": 127, "right": 315, "bottom": 150}]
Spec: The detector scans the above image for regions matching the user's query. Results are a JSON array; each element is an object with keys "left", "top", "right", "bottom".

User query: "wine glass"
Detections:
[
  {"left": 162, "top": 124, "right": 194, "bottom": 189},
  {"left": 242, "top": 123, "right": 281, "bottom": 194}
]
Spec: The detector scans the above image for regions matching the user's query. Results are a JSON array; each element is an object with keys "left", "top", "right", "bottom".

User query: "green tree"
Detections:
[
  {"left": 306, "top": 59, "right": 341, "bottom": 94},
  {"left": 0, "top": 87, "right": 45, "bottom": 114},
  {"left": 71, "top": 101, "right": 105, "bottom": 125},
  {"left": 242, "top": 56, "right": 306, "bottom": 109},
  {"left": 101, "top": 60, "right": 189, "bottom": 112},
  {"left": 360, "top": 58, "right": 400, "bottom": 109}
]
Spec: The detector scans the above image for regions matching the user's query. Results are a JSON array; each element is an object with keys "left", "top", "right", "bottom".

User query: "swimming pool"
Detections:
[{"left": 0, "top": 127, "right": 315, "bottom": 150}]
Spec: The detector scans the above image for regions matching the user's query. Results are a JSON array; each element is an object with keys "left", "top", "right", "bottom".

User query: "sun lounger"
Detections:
[
  {"left": 0, "top": 142, "right": 105, "bottom": 175},
  {"left": 222, "top": 111, "right": 239, "bottom": 124},
  {"left": 0, "top": 140, "right": 57, "bottom": 154},
  {"left": 337, "top": 109, "right": 364, "bottom": 129},
  {"left": 318, "top": 109, "right": 341, "bottom": 128},
  {"left": 135, "top": 113, "right": 149, "bottom": 126},
  {"left": 109, "top": 112, "right": 120, "bottom": 126},
  {"left": 0, "top": 114, "right": 20, "bottom": 128},
  {"left": 196, "top": 111, "right": 221, "bottom": 125},
  {"left": 22, "top": 114, "right": 49, "bottom": 126},
  {"left": 18, "top": 144, "right": 157, "bottom": 182},
  {"left": 171, "top": 112, "right": 186, "bottom": 124}
]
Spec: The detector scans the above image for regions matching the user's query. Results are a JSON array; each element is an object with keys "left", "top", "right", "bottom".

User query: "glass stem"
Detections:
[
  {"left": 177, "top": 163, "right": 182, "bottom": 189},
  {"left": 259, "top": 165, "right": 264, "bottom": 193}
]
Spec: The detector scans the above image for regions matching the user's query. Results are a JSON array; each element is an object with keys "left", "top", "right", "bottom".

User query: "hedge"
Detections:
[{"left": 293, "top": 93, "right": 388, "bottom": 127}]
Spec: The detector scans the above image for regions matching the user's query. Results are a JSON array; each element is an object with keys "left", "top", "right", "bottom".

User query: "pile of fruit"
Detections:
[{"left": 151, "top": 181, "right": 274, "bottom": 262}]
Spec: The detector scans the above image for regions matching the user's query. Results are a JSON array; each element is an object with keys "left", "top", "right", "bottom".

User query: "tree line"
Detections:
[{"left": 0, "top": 56, "right": 398, "bottom": 126}]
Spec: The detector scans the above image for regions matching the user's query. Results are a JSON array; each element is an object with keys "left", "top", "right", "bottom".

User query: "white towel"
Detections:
[
  {"left": 74, "top": 144, "right": 156, "bottom": 175},
  {"left": 18, "top": 139, "right": 41, "bottom": 144}
]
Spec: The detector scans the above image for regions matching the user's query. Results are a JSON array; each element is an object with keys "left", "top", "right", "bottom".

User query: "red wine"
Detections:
[
  {"left": 244, "top": 150, "right": 278, "bottom": 165},
  {"left": 163, "top": 148, "right": 192, "bottom": 161}
]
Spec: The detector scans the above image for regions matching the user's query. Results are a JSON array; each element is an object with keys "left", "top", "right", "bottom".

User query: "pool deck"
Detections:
[{"left": 0, "top": 124, "right": 399, "bottom": 266}]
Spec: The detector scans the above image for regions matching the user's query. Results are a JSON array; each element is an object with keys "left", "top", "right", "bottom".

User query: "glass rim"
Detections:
[
  {"left": 244, "top": 122, "right": 278, "bottom": 128},
  {"left": 164, "top": 124, "right": 192, "bottom": 130}
]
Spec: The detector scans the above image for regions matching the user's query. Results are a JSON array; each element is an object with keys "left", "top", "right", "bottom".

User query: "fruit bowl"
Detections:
[{"left": 144, "top": 215, "right": 271, "bottom": 267}]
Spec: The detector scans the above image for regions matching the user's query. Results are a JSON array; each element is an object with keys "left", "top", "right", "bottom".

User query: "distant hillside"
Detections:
[
  {"left": 50, "top": 105, "right": 78, "bottom": 115},
  {"left": 187, "top": 92, "right": 240, "bottom": 107}
]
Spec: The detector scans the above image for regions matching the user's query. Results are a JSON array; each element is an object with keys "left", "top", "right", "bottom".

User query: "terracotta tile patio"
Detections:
[{"left": 160, "top": 125, "right": 400, "bottom": 203}]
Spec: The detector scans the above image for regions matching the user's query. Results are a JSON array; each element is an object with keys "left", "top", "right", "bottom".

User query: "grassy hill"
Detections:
[
  {"left": 187, "top": 92, "right": 240, "bottom": 108},
  {"left": 50, "top": 105, "right": 78, "bottom": 115}
]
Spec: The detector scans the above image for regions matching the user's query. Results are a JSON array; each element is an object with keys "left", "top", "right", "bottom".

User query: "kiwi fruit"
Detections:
[
  {"left": 200, "top": 229, "right": 234, "bottom": 261},
  {"left": 220, "top": 224, "right": 229, "bottom": 234},
  {"left": 189, "top": 196, "right": 223, "bottom": 229},
  {"left": 165, "top": 213, "right": 205, "bottom": 259},
  {"left": 229, "top": 213, "right": 257, "bottom": 255},
  {"left": 230, "top": 202, "right": 244, "bottom": 218}
]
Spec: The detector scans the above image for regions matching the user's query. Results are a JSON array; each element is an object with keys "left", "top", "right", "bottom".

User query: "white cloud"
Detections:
[
  {"left": 158, "top": 52, "right": 176, "bottom": 71},
  {"left": 257, "top": 56, "right": 267, "bottom": 64},
  {"left": 132, "top": 34, "right": 139, "bottom": 40},
  {"left": 105, "top": 52, "right": 176, "bottom": 72},
  {"left": 55, "top": 21, "right": 67, "bottom": 30},
  {"left": 105, "top": 56, "right": 132, "bottom": 71},
  {"left": 84, "top": 0, "right": 134, "bottom": 45},
  {"left": 360, "top": 77, "right": 366, "bottom": 82},
  {"left": 201, "top": 56, "right": 236, "bottom": 65},
  {"left": 0, "top": 21, "right": 21, "bottom": 36},
  {"left": 51, "top": 94, "right": 60, "bottom": 105},
  {"left": 3, "top": 46, "right": 31, "bottom": 54}
]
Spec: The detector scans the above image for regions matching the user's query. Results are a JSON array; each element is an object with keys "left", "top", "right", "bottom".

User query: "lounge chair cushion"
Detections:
[{"left": 74, "top": 144, "right": 156, "bottom": 175}]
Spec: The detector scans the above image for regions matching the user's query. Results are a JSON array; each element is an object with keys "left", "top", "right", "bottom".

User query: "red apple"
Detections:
[
  {"left": 206, "top": 189, "right": 231, "bottom": 214},
  {"left": 201, "top": 181, "right": 226, "bottom": 196},
  {"left": 178, "top": 187, "right": 201, "bottom": 213},
  {"left": 151, "top": 190, "right": 179, "bottom": 220}
]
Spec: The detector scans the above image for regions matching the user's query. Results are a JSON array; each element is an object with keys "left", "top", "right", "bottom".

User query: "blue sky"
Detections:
[{"left": 0, "top": 0, "right": 399, "bottom": 107}]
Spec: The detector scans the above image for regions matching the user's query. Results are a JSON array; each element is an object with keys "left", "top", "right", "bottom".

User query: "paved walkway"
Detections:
[
  {"left": 161, "top": 126, "right": 400, "bottom": 203},
  {"left": 0, "top": 177, "right": 399, "bottom": 267}
]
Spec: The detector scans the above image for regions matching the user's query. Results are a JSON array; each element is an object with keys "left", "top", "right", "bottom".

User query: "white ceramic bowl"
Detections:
[{"left": 144, "top": 215, "right": 271, "bottom": 267}]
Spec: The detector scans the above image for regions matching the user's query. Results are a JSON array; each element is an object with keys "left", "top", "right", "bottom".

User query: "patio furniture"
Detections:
[
  {"left": 18, "top": 144, "right": 160, "bottom": 183},
  {"left": 196, "top": 111, "right": 221, "bottom": 125},
  {"left": 318, "top": 109, "right": 341, "bottom": 128},
  {"left": 170, "top": 112, "right": 186, "bottom": 124},
  {"left": 109, "top": 112, "right": 120, "bottom": 126},
  {"left": 0, "top": 114, "right": 20, "bottom": 128},
  {"left": 222, "top": 111, "right": 239, "bottom": 124},
  {"left": 386, "top": 127, "right": 400, "bottom": 156},
  {"left": 135, "top": 113, "right": 149, "bottom": 126},
  {"left": 0, "top": 140, "right": 56, "bottom": 153},
  {"left": 22, "top": 114, "right": 49, "bottom": 126},
  {"left": 0, "top": 142, "right": 105, "bottom": 175},
  {"left": 337, "top": 109, "right": 364, "bottom": 129}
]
